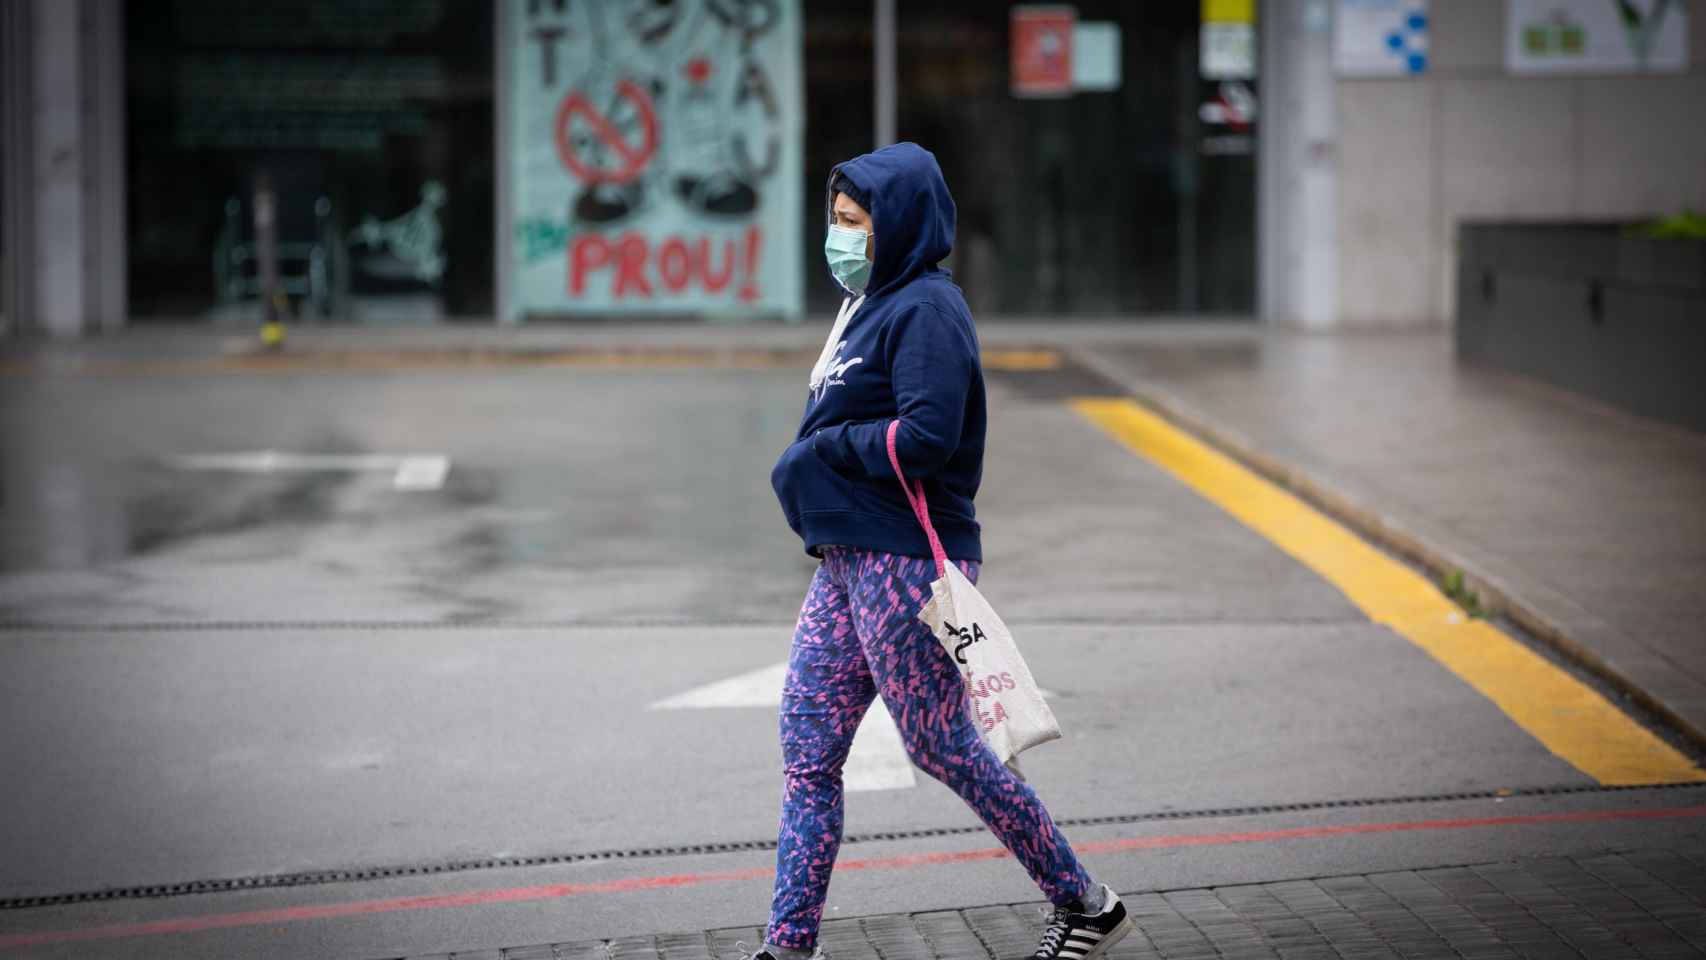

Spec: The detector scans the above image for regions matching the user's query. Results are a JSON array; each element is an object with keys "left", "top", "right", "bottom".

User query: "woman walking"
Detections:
[{"left": 763, "top": 142, "right": 1133, "bottom": 960}]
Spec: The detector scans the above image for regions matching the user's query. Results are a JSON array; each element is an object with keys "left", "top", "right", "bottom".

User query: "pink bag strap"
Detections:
[{"left": 886, "top": 419, "right": 948, "bottom": 578}]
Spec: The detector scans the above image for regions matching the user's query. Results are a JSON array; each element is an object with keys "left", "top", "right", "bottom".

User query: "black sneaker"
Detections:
[
  {"left": 1032, "top": 884, "right": 1134, "bottom": 960},
  {"left": 736, "top": 942, "right": 825, "bottom": 960}
]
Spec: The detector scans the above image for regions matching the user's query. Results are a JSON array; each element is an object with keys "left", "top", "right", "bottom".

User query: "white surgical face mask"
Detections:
[{"left": 824, "top": 223, "right": 872, "bottom": 294}]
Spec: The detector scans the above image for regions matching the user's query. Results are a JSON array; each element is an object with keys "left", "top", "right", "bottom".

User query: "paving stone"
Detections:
[
  {"left": 911, "top": 911, "right": 990, "bottom": 960},
  {"left": 1449, "top": 934, "right": 1519, "bottom": 952},
  {"left": 390, "top": 844, "right": 1706, "bottom": 960},
  {"left": 861, "top": 915, "right": 935, "bottom": 960},
  {"left": 1144, "top": 930, "right": 1216, "bottom": 950},
  {"left": 820, "top": 919, "right": 884, "bottom": 960},
  {"left": 1388, "top": 943, "right": 1462, "bottom": 960},
  {"left": 960, "top": 905, "right": 1039, "bottom": 960},
  {"left": 608, "top": 938, "right": 664, "bottom": 960},
  {"left": 657, "top": 932, "right": 717, "bottom": 960},
  {"left": 1248, "top": 923, "right": 1324, "bottom": 945},
  {"left": 1263, "top": 881, "right": 1343, "bottom": 915},
  {"left": 1508, "top": 945, "right": 1587, "bottom": 960},
  {"left": 494, "top": 947, "right": 558, "bottom": 960},
  {"left": 555, "top": 942, "right": 617, "bottom": 960},
  {"left": 1104, "top": 930, "right": 1165, "bottom": 960}
]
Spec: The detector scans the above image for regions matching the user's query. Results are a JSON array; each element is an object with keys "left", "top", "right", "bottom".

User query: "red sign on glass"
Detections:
[{"left": 1011, "top": 5, "right": 1076, "bottom": 98}]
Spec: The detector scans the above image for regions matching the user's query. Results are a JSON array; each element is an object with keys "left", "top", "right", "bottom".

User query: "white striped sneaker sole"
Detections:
[{"left": 1055, "top": 914, "right": 1134, "bottom": 960}]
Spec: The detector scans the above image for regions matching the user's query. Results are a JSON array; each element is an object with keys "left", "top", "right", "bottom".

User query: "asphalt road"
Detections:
[{"left": 1, "top": 357, "right": 1702, "bottom": 959}]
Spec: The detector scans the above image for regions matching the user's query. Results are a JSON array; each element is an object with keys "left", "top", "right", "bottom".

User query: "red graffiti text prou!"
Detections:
[{"left": 568, "top": 227, "right": 763, "bottom": 302}]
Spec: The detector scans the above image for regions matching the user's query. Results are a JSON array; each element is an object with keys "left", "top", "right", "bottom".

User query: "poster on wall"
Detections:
[
  {"left": 1335, "top": 0, "right": 1430, "bottom": 76},
  {"left": 1507, "top": 0, "right": 1689, "bottom": 74},
  {"left": 506, "top": 0, "right": 802, "bottom": 319},
  {"left": 1201, "top": 0, "right": 1257, "bottom": 80},
  {"left": 1010, "top": 7, "right": 1125, "bottom": 97},
  {"left": 1011, "top": 6, "right": 1078, "bottom": 97}
]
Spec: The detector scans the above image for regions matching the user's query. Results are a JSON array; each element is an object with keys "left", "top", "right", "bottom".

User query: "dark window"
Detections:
[
  {"left": 894, "top": 2, "right": 1256, "bottom": 316},
  {"left": 126, "top": 0, "right": 495, "bottom": 322}
]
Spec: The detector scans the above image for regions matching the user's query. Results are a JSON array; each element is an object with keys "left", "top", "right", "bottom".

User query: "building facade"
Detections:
[
  {"left": 3, "top": 1, "right": 1699, "bottom": 337},
  {"left": 2, "top": 0, "right": 1261, "bottom": 334}
]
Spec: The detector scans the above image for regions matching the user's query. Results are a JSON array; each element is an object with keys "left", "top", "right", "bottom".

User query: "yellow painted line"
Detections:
[
  {"left": 983, "top": 349, "right": 1063, "bottom": 371},
  {"left": 1071, "top": 396, "right": 1705, "bottom": 786}
]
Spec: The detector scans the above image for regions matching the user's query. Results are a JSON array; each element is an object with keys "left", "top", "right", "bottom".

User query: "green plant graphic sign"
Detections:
[{"left": 1507, "top": 0, "right": 1690, "bottom": 73}]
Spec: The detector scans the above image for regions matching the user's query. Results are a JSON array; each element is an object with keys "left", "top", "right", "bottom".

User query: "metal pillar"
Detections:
[
  {"left": 91, "top": 0, "right": 127, "bottom": 335},
  {"left": 874, "top": 0, "right": 896, "bottom": 149},
  {"left": 1, "top": 0, "right": 34, "bottom": 340}
]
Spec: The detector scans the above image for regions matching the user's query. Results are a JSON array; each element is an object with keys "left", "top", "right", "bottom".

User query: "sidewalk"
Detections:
[
  {"left": 1067, "top": 329, "right": 1706, "bottom": 751},
  {"left": 378, "top": 841, "right": 1706, "bottom": 960}
]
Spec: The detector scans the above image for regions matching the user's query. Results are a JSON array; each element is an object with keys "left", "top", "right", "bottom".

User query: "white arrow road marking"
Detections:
[
  {"left": 650, "top": 661, "right": 788, "bottom": 709},
  {"left": 841, "top": 699, "right": 916, "bottom": 791},
  {"left": 650, "top": 660, "right": 917, "bottom": 792},
  {"left": 170, "top": 451, "right": 451, "bottom": 491}
]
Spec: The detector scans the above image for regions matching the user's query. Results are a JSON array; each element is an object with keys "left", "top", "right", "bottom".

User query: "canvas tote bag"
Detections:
[{"left": 885, "top": 420, "right": 1062, "bottom": 771}]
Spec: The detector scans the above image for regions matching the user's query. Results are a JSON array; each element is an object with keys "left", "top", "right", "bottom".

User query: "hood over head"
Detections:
[{"left": 825, "top": 141, "right": 956, "bottom": 299}]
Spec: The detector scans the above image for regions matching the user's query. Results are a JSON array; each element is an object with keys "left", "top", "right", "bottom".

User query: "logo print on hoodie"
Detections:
[{"left": 813, "top": 341, "right": 863, "bottom": 403}]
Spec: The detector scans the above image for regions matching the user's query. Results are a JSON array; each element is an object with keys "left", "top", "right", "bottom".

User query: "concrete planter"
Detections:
[{"left": 1457, "top": 222, "right": 1706, "bottom": 433}]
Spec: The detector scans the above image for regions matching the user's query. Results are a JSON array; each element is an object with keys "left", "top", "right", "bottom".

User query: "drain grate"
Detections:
[{"left": 5, "top": 780, "right": 1705, "bottom": 911}]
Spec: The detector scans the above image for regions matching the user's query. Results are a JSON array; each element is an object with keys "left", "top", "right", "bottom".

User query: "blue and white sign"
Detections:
[{"left": 1336, "top": 0, "right": 1429, "bottom": 76}]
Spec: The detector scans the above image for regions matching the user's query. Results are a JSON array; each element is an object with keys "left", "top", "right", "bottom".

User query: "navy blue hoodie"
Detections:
[{"left": 770, "top": 142, "right": 985, "bottom": 561}]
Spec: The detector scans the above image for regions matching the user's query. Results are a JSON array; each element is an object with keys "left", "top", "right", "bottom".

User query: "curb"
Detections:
[{"left": 1065, "top": 347, "right": 1706, "bottom": 755}]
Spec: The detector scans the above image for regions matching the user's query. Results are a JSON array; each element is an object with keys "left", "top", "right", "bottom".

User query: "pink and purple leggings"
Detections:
[{"left": 766, "top": 546, "right": 1092, "bottom": 949}]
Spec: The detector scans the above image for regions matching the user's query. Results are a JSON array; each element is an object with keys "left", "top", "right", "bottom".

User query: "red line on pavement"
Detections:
[{"left": 4, "top": 804, "right": 1703, "bottom": 951}]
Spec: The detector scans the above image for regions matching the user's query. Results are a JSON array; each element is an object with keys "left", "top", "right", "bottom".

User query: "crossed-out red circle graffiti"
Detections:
[{"left": 554, "top": 79, "right": 660, "bottom": 185}]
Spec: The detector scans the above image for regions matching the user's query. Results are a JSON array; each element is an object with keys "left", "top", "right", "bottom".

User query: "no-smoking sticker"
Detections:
[{"left": 554, "top": 79, "right": 660, "bottom": 185}]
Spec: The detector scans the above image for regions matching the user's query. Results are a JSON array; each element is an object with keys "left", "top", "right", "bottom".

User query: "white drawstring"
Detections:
[{"left": 809, "top": 295, "right": 864, "bottom": 392}]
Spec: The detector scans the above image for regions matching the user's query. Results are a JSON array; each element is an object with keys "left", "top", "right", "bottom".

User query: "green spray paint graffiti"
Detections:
[{"left": 518, "top": 218, "right": 571, "bottom": 263}]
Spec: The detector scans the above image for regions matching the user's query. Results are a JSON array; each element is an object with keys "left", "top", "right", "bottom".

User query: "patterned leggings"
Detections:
[{"left": 766, "top": 546, "right": 1092, "bottom": 949}]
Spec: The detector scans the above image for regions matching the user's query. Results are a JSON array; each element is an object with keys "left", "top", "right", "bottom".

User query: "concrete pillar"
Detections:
[
  {"left": 0, "top": 0, "right": 126, "bottom": 340},
  {"left": 1258, "top": 0, "right": 1338, "bottom": 329}
]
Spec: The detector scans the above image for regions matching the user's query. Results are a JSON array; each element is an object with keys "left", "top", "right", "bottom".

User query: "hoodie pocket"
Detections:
[
  {"left": 771, "top": 435, "right": 860, "bottom": 523},
  {"left": 805, "top": 435, "right": 862, "bottom": 494}
]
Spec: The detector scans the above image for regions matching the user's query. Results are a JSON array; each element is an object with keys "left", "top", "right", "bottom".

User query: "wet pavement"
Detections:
[
  {"left": 0, "top": 337, "right": 1343, "bottom": 627},
  {"left": 2, "top": 321, "right": 1704, "bottom": 959}
]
